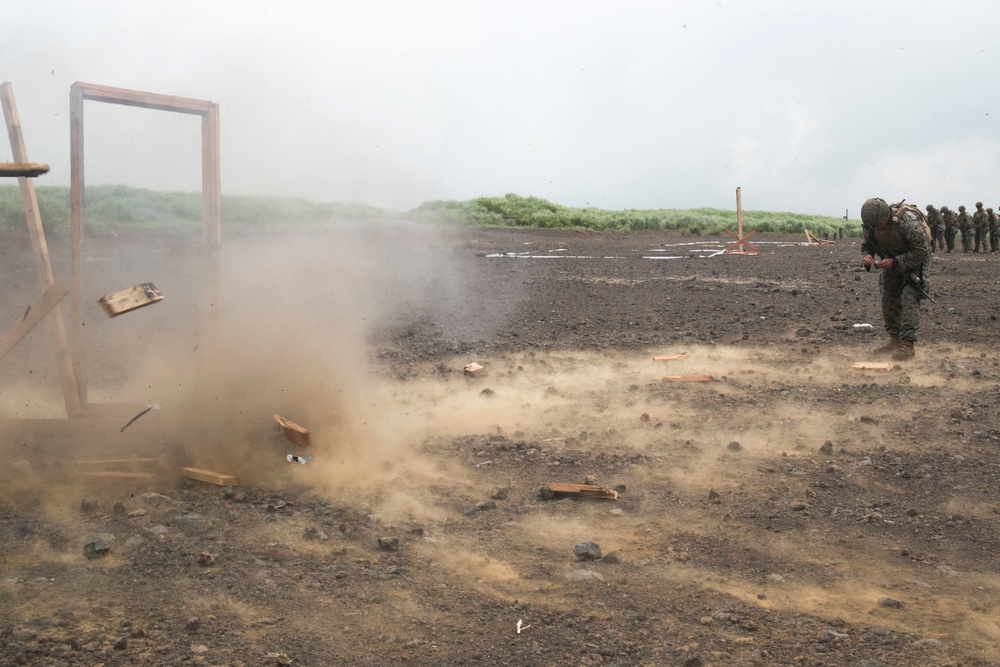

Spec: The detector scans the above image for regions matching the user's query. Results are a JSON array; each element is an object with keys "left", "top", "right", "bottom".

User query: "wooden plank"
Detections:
[
  {"left": 98, "top": 283, "right": 165, "bottom": 317},
  {"left": 73, "top": 81, "right": 214, "bottom": 115},
  {"left": 201, "top": 103, "right": 221, "bottom": 247},
  {"left": 662, "top": 375, "right": 714, "bottom": 382},
  {"left": 540, "top": 483, "right": 618, "bottom": 500},
  {"left": 652, "top": 353, "right": 689, "bottom": 362},
  {"left": 74, "top": 471, "right": 157, "bottom": 480},
  {"left": 851, "top": 362, "right": 894, "bottom": 371},
  {"left": 0, "top": 281, "right": 67, "bottom": 361},
  {"left": 464, "top": 362, "right": 484, "bottom": 375},
  {"left": 273, "top": 414, "right": 310, "bottom": 447},
  {"left": 75, "top": 458, "right": 160, "bottom": 467},
  {"left": 70, "top": 83, "right": 86, "bottom": 407},
  {"left": 179, "top": 467, "right": 239, "bottom": 486},
  {"left": 0, "top": 162, "right": 49, "bottom": 177}
]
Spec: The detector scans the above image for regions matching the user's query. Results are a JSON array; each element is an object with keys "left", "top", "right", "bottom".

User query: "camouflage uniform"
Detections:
[
  {"left": 942, "top": 206, "right": 956, "bottom": 252},
  {"left": 861, "top": 199, "right": 930, "bottom": 356},
  {"left": 973, "top": 202, "right": 987, "bottom": 252},
  {"left": 990, "top": 207, "right": 999, "bottom": 252},
  {"left": 925, "top": 204, "right": 943, "bottom": 252},
  {"left": 958, "top": 205, "right": 972, "bottom": 252}
]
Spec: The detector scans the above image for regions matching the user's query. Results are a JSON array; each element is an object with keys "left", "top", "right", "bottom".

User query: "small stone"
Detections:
[
  {"left": 602, "top": 552, "right": 620, "bottom": 564},
  {"left": 583, "top": 474, "right": 597, "bottom": 485},
  {"left": 683, "top": 657, "right": 703, "bottom": 667},
  {"left": 83, "top": 540, "right": 110, "bottom": 560},
  {"left": 490, "top": 487, "right": 509, "bottom": 500},
  {"left": 112, "top": 502, "right": 126, "bottom": 516},
  {"left": 727, "top": 441, "right": 742, "bottom": 452},
  {"left": 80, "top": 497, "right": 98, "bottom": 513},
  {"left": 186, "top": 616, "right": 201, "bottom": 632},
  {"left": 574, "top": 542, "right": 602, "bottom": 561},
  {"left": 475, "top": 500, "right": 497, "bottom": 511},
  {"left": 790, "top": 502, "right": 807, "bottom": 511},
  {"left": 113, "top": 637, "right": 128, "bottom": 650},
  {"left": 479, "top": 388, "right": 495, "bottom": 397},
  {"left": 708, "top": 488, "right": 720, "bottom": 501},
  {"left": 877, "top": 596, "right": 902, "bottom": 609},
  {"left": 819, "top": 441, "right": 834, "bottom": 455},
  {"left": 377, "top": 536, "right": 400, "bottom": 552}
]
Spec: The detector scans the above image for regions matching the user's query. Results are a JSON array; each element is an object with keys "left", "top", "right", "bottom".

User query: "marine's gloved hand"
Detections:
[
  {"left": 875, "top": 257, "right": 895, "bottom": 270},
  {"left": 862, "top": 254, "right": 875, "bottom": 268}
]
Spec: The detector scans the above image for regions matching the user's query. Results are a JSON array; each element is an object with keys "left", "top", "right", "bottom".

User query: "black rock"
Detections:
[
  {"left": 83, "top": 540, "right": 110, "bottom": 560},
  {"left": 574, "top": 542, "right": 602, "bottom": 561}
]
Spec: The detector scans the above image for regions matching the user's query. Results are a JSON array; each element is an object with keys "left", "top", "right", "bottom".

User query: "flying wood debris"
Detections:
[
  {"left": 178, "top": 467, "right": 239, "bottom": 487},
  {"left": 98, "top": 282, "right": 164, "bottom": 317},
  {"left": 851, "top": 362, "right": 894, "bottom": 371},
  {"left": 652, "top": 353, "right": 689, "bottom": 361},
  {"left": 464, "top": 362, "right": 485, "bottom": 376},
  {"left": 662, "top": 375, "right": 713, "bottom": 382},
  {"left": 539, "top": 483, "right": 619, "bottom": 501},
  {"left": 273, "top": 414, "right": 311, "bottom": 447}
]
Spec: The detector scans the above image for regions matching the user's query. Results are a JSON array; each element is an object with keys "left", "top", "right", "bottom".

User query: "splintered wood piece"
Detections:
[
  {"left": 0, "top": 162, "right": 50, "bottom": 177},
  {"left": 273, "top": 413, "right": 311, "bottom": 447},
  {"left": 653, "top": 353, "right": 689, "bottom": 362},
  {"left": 179, "top": 467, "right": 239, "bottom": 486},
  {"left": 74, "top": 471, "right": 157, "bottom": 480},
  {"left": 464, "top": 362, "right": 484, "bottom": 375},
  {"left": 851, "top": 362, "right": 894, "bottom": 371},
  {"left": 98, "top": 282, "right": 164, "bottom": 317},
  {"left": 662, "top": 375, "right": 713, "bottom": 382},
  {"left": 539, "top": 483, "right": 618, "bottom": 500}
]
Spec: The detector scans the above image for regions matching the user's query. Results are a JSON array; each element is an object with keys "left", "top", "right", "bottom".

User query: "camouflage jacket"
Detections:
[
  {"left": 943, "top": 209, "right": 956, "bottom": 229},
  {"left": 973, "top": 209, "right": 987, "bottom": 229},
  {"left": 958, "top": 211, "right": 971, "bottom": 230},
  {"left": 861, "top": 206, "right": 929, "bottom": 273},
  {"left": 926, "top": 208, "right": 942, "bottom": 229},
  {"left": 991, "top": 213, "right": 999, "bottom": 231}
]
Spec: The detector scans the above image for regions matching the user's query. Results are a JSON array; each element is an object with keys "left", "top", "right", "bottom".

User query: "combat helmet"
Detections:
[
  {"left": 989, "top": 208, "right": 994, "bottom": 214},
  {"left": 941, "top": 205, "right": 950, "bottom": 211},
  {"left": 860, "top": 198, "right": 891, "bottom": 227},
  {"left": 977, "top": 201, "right": 983, "bottom": 208},
  {"left": 926, "top": 204, "right": 935, "bottom": 211},
  {"left": 959, "top": 205, "right": 966, "bottom": 211}
]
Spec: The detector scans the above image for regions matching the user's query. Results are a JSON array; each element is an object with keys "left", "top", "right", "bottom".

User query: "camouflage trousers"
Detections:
[
  {"left": 992, "top": 229, "right": 999, "bottom": 252},
  {"left": 879, "top": 256, "right": 929, "bottom": 343},
  {"left": 945, "top": 228, "right": 956, "bottom": 251},
  {"left": 961, "top": 228, "right": 972, "bottom": 252},
  {"left": 975, "top": 228, "right": 986, "bottom": 251},
  {"left": 932, "top": 227, "right": 944, "bottom": 251}
]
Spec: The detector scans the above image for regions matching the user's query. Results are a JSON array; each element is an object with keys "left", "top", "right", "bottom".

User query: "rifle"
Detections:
[{"left": 864, "top": 242, "right": 935, "bottom": 303}]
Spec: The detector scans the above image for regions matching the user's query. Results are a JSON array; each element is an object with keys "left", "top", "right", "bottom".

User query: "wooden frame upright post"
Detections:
[{"left": 69, "top": 82, "right": 220, "bottom": 415}]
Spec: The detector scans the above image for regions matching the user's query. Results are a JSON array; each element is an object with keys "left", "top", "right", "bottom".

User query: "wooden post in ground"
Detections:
[{"left": 723, "top": 186, "right": 760, "bottom": 255}]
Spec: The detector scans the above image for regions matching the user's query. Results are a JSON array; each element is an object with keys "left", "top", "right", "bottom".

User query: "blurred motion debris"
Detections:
[
  {"left": 286, "top": 454, "right": 313, "bottom": 464},
  {"left": 652, "top": 352, "right": 689, "bottom": 361},
  {"left": 274, "top": 414, "right": 311, "bottom": 447},
  {"left": 98, "top": 282, "right": 164, "bottom": 317},
  {"left": 852, "top": 362, "right": 894, "bottom": 371},
  {"left": 539, "top": 483, "right": 619, "bottom": 501},
  {"left": 464, "top": 361, "right": 485, "bottom": 376},
  {"left": 119, "top": 403, "right": 160, "bottom": 432},
  {"left": 179, "top": 467, "right": 239, "bottom": 487},
  {"left": 662, "top": 375, "right": 713, "bottom": 382}
]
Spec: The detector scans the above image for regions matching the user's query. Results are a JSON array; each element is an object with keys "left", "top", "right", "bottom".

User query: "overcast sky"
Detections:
[{"left": 4, "top": 1, "right": 1000, "bottom": 216}]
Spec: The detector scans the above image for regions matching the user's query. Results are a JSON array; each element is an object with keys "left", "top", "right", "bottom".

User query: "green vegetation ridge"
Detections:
[{"left": 0, "top": 186, "right": 862, "bottom": 237}]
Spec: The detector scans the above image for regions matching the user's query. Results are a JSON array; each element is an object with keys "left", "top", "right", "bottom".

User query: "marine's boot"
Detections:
[
  {"left": 892, "top": 339, "right": 915, "bottom": 360},
  {"left": 873, "top": 336, "right": 901, "bottom": 355}
]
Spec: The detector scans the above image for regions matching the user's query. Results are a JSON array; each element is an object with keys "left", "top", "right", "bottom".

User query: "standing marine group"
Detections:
[{"left": 925, "top": 201, "right": 1000, "bottom": 253}]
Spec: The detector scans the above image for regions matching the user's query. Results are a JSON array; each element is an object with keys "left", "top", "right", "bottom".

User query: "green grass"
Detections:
[{"left": 0, "top": 186, "right": 862, "bottom": 237}]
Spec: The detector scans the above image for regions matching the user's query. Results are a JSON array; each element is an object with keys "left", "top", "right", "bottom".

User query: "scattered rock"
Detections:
[
  {"left": 790, "top": 502, "right": 807, "bottom": 511},
  {"left": 474, "top": 500, "right": 497, "bottom": 512},
  {"left": 112, "top": 502, "right": 126, "bottom": 516},
  {"left": 197, "top": 552, "right": 218, "bottom": 567},
  {"left": 186, "top": 617, "right": 201, "bottom": 632},
  {"left": 304, "top": 526, "right": 329, "bottom": 541},
  {"left": 819, "top": 441, "right": 834, "bottom": 455},
  {"left": 574, "top": 542, "right": 602, "bottom": 561},
  {"left": 83, "top": 540, "right": 110, "bottom": 560},
  {"left": 377, "top": 536, "right": 400, "bottom": 552},
  {"left": 877, "top": 596, "right": 902, "bottom": 609},
  {"left": 490, "top": 487, "right": 509, "bottom": 500},
  {"left": 113, "top": 637, "right": 128, "bottom": 650},
  {"left": 80, "top": 497, "right": 98, "bottom": 513},
  {"left": 708, "top": 488, "right": 720, "bottom": 501},
  {"left": 479, "top": 388, "right": 495, "bottom": 398},
  {"left": 583, "top": 474, "right": 597, "bottom": 485},
  {"left": 727, "top": 441, "right": 743, "bottom": 452},
  {"left": 602, "top": 552, "right": 620, "bottom": 564}
]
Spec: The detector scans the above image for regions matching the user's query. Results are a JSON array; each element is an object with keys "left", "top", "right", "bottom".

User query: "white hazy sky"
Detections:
[{"left": 4, "top": 0, "right": 1000, "bottom": 216}]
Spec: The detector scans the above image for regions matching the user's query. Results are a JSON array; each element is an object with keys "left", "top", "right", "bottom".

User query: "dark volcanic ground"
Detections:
[{"left": 2, "top": 222, "right": 1000, "bottom": 666}]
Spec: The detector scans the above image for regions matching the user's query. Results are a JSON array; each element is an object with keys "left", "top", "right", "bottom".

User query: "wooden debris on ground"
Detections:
[
  {"left": 662, "top": 375, "right": 713, "bottom": 382},
  {"left": 98, "top": 282, "right": 164, "bottom": 317},
  {"left": 179, "top": 467, "right": 239, "bottom": 486},
  {"left": 539, "top": 483, "right": 618, "bottom": 501},
  {"left": 851, "top": 362, "right": 894, "bottom": 371},
  {"left": 653, "top": 353, "right": 689, "bottom": 362},
  {"left": 273, "top": 414, "right": 311, "bottom": 447},
  {"left": 804, "top": 230, "right": 835, "bottom": 246},
  {"left": 464, "top": 362, "right": 484, "bottom": 376}
]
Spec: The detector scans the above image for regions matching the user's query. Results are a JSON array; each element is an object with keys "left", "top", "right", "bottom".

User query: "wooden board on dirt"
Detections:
[
  {"left": 653, "top": 353, "right": 689, "bottom": 362},
  {"left": 851, "top": 362, "right": 894, "bottom": 371},
  {"left": 539, "top": 483, "right": 618, "bottom": 500},
  {"left": 179, "top": 467, "right": 239, "bottom": 486},
  {"left": 464, "top": 362, "right": 484, "bottom": 376},
  {"left": 662, "top": 375, "right": 713, "bottom": 382},
  {"left": 273, "top": 414, "right": 311, "bottom": 447},
  {"left": 98, "top": 282, "right": 164, "bottom": 317}
]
